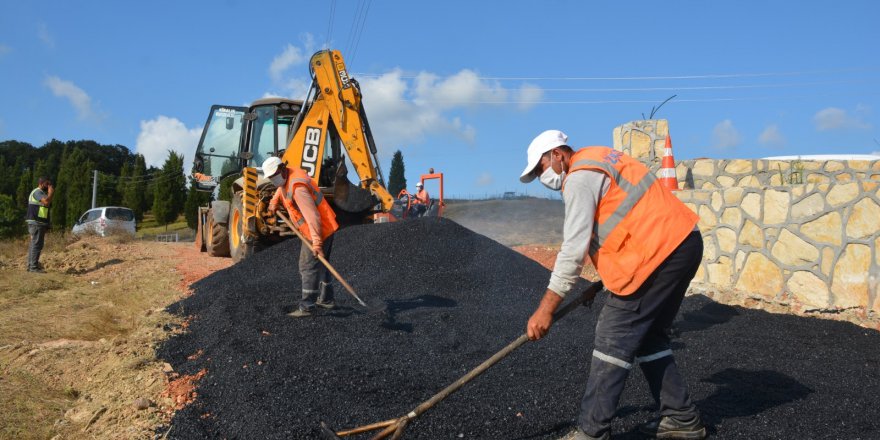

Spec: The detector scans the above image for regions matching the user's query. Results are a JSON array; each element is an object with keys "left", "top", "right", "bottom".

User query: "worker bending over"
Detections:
[
  {"left": 520, "top": 130, "right": 705, "bottom": 440},
  {"left": 262, "top": 157, "right": 340, "bottom": 317}
]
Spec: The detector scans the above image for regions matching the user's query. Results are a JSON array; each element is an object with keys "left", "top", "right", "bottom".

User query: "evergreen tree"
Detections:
[
  {"left": 0, "top": 194, "right": 22, "bottom": 238},
  {"left": 16, "top": 167, "right": 32, "bottom": 208},
  {"left": 388, "top": 150, "right": 407, "bottom": 197},
  {"left": 54, "top": 148, "right": 96, "bottom": 230},
  {"left": 152, "top": 151, "right": 186, "bottom": 227},
  {"left": 121, "top": 155, "right": 148, "bottom": 222},
  {"left": 184, "top": 179, "right": 213, "bottom": 229}
]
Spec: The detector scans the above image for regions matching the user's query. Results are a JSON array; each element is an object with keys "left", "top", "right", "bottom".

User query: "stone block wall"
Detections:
[
  {"left": 674, "top": 182, "right": 880, "bottom": 315},
  {"left": 612, "top": 120, "right": 880, "bottom": 319}
]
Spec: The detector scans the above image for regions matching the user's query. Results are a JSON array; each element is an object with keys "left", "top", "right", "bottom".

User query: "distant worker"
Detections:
[
  {"left": 412, "top": 181, "right": 430, "bottom": 217},
  {"left": 26, "top": 176, "right": 54, "bottom": 273},
  {"left": 262, "top": 157, "right": 340, "bottom": 317},
  {"left": 520, "top": 130, "right": 705, "bottom": 440}
]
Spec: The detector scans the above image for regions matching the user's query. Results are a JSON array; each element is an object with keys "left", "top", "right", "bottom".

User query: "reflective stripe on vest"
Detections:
[
  {"left": 286, "top": 177, "right": 324, "bottom": 206},
  {"left": 564, "top": 147, "right": 699, "bottom": 295},
  {"left": 568, "top": 158, "right": 656, "bottom": 255},
  {"left": 28, "top": 188, "right": 49, "bottom": 221}
]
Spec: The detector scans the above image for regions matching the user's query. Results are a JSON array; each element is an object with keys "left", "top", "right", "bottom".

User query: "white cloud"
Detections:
[
  {"left": 516, "top": 84, "right": 544, "bottom": 111},
  {"left": 45, "top": 75, "right": 98, "bottom": 121},
  {"left": 813, "top": 107, "right": 871, "bottom": 131},
  {"left": 475, "top": 172, "right": 494, "bottom": 187},
  {"left": 37, "top": 23, "right": 54, "bottom": 49},
  {"left": 872, "top": 150, "right": 880, "bottom": 156},
  {"left": 712, "top": 119, "right": 741, "bottom": 150},
  {"left": 135, "top": 116, "right": 202, "bottom": 172},
  {"left": 269, "top": 44, "right": 306, "bottom": 83},
  {"left": 263, "top": 44, "right": 543, "bottom": 154},
  {"left": 758, "top": 124, "right": 786, "bottom": 147},
  {"left": 358, "top": 69, "right": 480, "bottom": 152},
  {"left": 0, "top": 44, "right": 10, "bottom": 56},
  {"left": 413, "top": 69, "right": 508, "bottom": 110}
]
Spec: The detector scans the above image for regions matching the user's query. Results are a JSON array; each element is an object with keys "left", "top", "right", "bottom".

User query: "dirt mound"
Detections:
[{"left": 158, "top": 218, "right": 880, "bottom": 439}]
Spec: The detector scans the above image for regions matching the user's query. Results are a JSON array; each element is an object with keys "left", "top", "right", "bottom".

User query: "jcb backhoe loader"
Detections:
[{"left": 190, "top": 50, "right": 395, "bottom": 262}]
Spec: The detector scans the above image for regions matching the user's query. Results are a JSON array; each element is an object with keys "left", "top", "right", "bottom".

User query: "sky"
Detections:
[{"left": 1, "top": 0, "right": 879, "bottom": 199}]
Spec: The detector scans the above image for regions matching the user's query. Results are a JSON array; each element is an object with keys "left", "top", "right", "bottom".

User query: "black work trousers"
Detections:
[{"left": 578, "top": 230, "right": 703, "bottom": 437}]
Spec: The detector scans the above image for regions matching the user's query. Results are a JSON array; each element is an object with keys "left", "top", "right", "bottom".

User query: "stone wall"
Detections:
[
  {"left": 674, "top": 183, "right": 880, "bottom": 315},
  {"left": 612, "top": 120, "right": 880, "bottom": 319}
]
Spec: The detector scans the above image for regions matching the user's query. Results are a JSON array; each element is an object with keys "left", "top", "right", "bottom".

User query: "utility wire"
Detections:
[
  {"left": 352, "top": 67, "right": 880, "bottom": 82},
  {"left": 325, "top": 0, "right": 336, "bottom": 49},
  {"left": 349, "top": 0, "right": 372, "bottom": 68},
  {"left": 345, "top": 0, "right": 366, "bottom": 56}
]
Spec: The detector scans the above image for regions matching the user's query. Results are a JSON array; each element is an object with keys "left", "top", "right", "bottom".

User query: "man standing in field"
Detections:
[
  {"left": 26, "top": 177, "right": 54, "bottom": 273},
  {"left": 520, "top": 130, "right": 706, "bottom": 440}
]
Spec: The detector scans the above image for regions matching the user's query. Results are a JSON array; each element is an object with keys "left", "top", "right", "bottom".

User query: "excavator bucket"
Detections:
[{"left": 332, "top": 163, "right": 376, "bottom": 213}]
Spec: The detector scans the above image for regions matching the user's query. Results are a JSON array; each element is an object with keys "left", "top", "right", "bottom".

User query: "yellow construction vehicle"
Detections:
[{"left": 191, "top": 50, "right": 394, "bottom": 262}]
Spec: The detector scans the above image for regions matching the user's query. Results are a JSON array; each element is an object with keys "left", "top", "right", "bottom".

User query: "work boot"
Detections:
[
  {"left": 28, "top": 267, "right": 46, "bottom": 273},
  {"left": 287, "top": 308, "right": 312, "bottom": 318},
  {"left": 638, "top": 415, "right": 706, "bottom": 439},
  {"left": 558, "top": 428, "right": 609, "bottom": 440},
  {"left": 315, "top": 300, "right": 335, "bottom": 310}
]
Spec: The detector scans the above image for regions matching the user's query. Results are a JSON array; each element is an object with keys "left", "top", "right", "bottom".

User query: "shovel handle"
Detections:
[
  {"left": 276, "top": 211, "right": 368, "bottom": 307},
  {"left": 406, "top": 281, "right": 604, "bottom": 420}
]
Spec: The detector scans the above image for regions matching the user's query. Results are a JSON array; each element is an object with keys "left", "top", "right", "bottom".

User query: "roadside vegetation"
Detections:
[{"left": 0, "top": 231, "right": 188, "bottom": 439}]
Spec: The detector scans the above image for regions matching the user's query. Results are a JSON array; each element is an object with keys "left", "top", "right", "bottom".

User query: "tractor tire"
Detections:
[
  {"left": 229, "top": 193, "right": 255, "bottom": 263},
  {"left": 206, "top": 214, "right": 231, "bottom": 257}
]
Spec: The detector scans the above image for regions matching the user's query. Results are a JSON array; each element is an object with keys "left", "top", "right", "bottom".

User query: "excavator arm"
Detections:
[{"left": 281, "top": 50, "right": 394, "bottom": 212}]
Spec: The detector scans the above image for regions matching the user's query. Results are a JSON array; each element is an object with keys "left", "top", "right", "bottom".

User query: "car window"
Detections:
[
  {"left": 105, "top": 208, "right": 134, "bottom": 221},
  {"left": 84, "top": 210, "right": 102, "bottom": 222}
]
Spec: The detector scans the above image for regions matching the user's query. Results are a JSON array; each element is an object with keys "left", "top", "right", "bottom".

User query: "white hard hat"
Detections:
[
  {"left": 416, "top": 181, "right": 423, "bottom": 187},
  {"left": 261, "top": 156, "right": 283, "bottom": 177},
  {"left": 519, "top": 129, "right": 568, "bottom": 183}
]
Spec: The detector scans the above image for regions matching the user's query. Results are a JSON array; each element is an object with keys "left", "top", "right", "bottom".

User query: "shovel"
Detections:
[
  {"left": 321, "top": 281, "right": 604, "bottom": 440},
  {"left": 276, "top": 211, "right": 386, "bottom": 314}
]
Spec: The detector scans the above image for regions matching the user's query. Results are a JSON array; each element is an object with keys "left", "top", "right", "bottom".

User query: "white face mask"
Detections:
[
  {"left": 539, "top": 153, "right": 565, "bottom": 191},
  {"left": 269, "top": 174, "right": 285, "bottom": 187}
]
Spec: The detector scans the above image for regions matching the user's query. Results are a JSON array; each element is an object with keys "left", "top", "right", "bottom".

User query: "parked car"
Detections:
[{"left": 72, "top": 206, "right": 137, "bottom": 237}]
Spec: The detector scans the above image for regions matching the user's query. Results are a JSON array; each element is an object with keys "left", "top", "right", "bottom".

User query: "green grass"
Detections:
[{"left": 136, "top": 213, "right": 193, "bottom": 240}]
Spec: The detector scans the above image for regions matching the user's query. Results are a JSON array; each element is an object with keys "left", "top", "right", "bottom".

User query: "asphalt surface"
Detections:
[{"left": 158, "top": 217, "right": 880, "bottom": 439}]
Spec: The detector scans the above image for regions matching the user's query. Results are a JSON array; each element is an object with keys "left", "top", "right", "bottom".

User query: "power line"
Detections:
[
  {"left": 351, "top": 67, "right": 880, "bottom": 82},
  {"left": 325, "top": 0, "right": 336, "bottom": 49},
  {"left": 349, "top": 0, "right": 372, "bottom": 68}
]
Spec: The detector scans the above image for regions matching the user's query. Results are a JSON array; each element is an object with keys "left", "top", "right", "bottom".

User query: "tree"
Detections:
[
  {"left": 0, "top": 194, "right": 22, "bottom": 238},
  {"left": 122, "top": 155, "right": 148, "bottom": 222},
  {"left": 388, "top": 150, "right": 407, "bottom": 197},
  {"left": 152, "top": 151, "right": 186, "bottom": 228},
  {"left": 53, "top": 148, "right": 96, "bottom": 230},
  {"left": 184, "top": 179, "right": 213, "bottom": 229}
]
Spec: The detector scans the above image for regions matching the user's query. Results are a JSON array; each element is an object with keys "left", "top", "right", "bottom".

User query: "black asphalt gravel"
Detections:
[{"left": 158, "top": 217, "right": 880, "bottom": 439}]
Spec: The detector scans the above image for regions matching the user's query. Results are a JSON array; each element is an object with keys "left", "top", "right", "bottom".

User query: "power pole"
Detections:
[{"left": 92, "top": 170, "right": 98, "bottom": 208}]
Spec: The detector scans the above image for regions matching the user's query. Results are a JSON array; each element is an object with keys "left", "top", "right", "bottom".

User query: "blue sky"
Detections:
[{"left": 2, "top": 0, "right": 879, "bottom": 198}]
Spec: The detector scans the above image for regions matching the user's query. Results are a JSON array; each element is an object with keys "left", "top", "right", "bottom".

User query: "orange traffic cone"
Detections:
[{"left": 658, "top": 134, "right": 679, "bottom": 191}]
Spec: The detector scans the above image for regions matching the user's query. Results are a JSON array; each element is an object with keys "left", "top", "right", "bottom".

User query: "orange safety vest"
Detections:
[
  {"left": 565, "top": 147, "right": 698, "bottom": 296},
  {"left": 280, "top": 167, "right": 339, "bottom": 242}
]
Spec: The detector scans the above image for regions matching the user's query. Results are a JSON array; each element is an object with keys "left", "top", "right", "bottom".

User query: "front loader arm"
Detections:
[{"left": 281, "top": 50, "right": 394, "bottom": 212}]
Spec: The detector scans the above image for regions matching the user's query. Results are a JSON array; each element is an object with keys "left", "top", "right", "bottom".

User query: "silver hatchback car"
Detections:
[{"left": 72, "top": 206, "right": 137, "bottom": 237}]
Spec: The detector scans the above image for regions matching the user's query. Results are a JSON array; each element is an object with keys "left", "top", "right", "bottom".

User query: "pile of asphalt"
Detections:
[{"left": 158, "top": 218, "right": 880, "bottom": 439}]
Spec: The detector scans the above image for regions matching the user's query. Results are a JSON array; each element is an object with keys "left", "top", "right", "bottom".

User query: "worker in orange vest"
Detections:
[
  {"left": 520, "top": 130, "right": 705, "bottom": 440},
  {"left": 412, "top": 181, "right": 430, "bottom": 217},
  {"left": 262, "top": 157, "right": 340, "bottom": 317}
]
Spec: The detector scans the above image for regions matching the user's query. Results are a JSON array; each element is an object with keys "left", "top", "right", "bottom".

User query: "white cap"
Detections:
[
  {"left": 416, "top": 181, "right": 423, "bottom": 187},
  {"left": 519, "top": 130, "right": 568, "bottom": 183},
  {"left": 261, "top": 156, "right": 283, "bottom": 177}
]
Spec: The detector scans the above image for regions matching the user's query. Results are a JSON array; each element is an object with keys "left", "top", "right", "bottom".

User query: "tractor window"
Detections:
[
  {"left": 195, "top": 106, "right": 246, "bottom": 178},
  {"left": 249, "top": 106, "right": 275, "bottom": 168}
]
